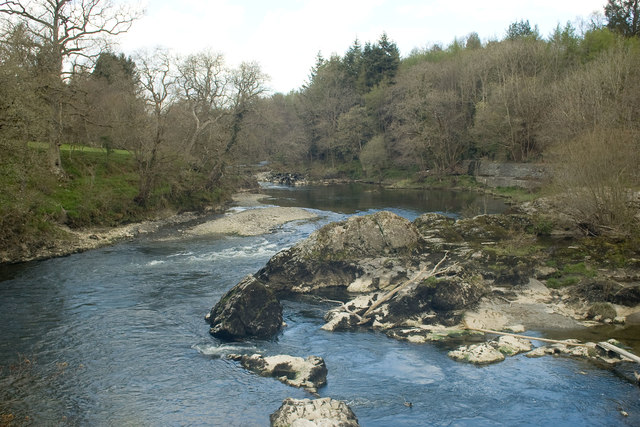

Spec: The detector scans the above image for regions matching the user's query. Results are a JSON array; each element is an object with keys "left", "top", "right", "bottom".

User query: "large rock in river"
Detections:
[
  {"left": 207, "top": 275, "right": 283, "bottom": 340},
  {"left": 228, "top": 353, "right": 327, "bottom": 393},
  {"left": 257, "top": 211, "right": 422, "bottom": 294},
  {"left": 270, "top": 397, "right": 360, "bottom": 427}
]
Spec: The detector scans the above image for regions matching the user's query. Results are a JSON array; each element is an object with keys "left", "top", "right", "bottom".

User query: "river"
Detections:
[{"left": 1, "top": 184, "right": 638, "bottom": 426}]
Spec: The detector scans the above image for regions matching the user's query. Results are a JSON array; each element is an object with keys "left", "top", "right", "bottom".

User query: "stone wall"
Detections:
[{"left": 468, "top": 161, "right": 549, "bottom": 189}]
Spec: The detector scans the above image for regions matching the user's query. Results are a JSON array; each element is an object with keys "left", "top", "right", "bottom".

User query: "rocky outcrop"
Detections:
[
  {"left": 270, "top": 397, "right": 359, "bottom": 427},
  {"left": 208, "top": 207, "right": 640, "bottom": 362},
  {"left": 206, "top": 275, "right": 283, "bottom": 340},
  {"left": 228, "top": 353, "right": 327, "bottom": 393},
  {"left": 257, "top": 211, "right": 422, "bottom": 295}
]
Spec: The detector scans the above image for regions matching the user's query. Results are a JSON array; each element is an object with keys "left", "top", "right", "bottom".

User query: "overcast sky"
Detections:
[{"left": 118, "top": 0, "right": 606, "bottom": 94}]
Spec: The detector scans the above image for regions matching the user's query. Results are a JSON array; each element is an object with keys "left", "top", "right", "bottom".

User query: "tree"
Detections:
[
  {"left": 177, "top": 50, "right": 228, "bottom": 158},
  {"left": 0, "top": 0, "right": 139, "bottom": 174},
  {"left": 224, "top": 61, "right": 268, "bottom": 156},
  {"left": 465, "top": 32, "right": 482, "bottom": 50},
  {"left": 604, "top": 0, "right": 640, "bottom": 37},
  {"left": 360, "top": 134, "right": 387, "bottom": 180},
  {"left": 505, "top": 20, "right": 540, "bottom": 40},
  {"left": 335, "top": 105, "right": 372, "bottom": 162},
  {"left": 300, "top": 56, "right": 359, "bottom": 167},
  {"left": 207, "top": 60, "right": 268, "bottom": 187},
  {"left": 342, "top": 38, "right": 363, "bottom": 86},
  {"left": 67, "top": 51, "right": 142, "bottom": 154},
  {"left": 0, "top": 23, "right": 47, "bottom": 141},
  {"left": 133, "top": 49, "right": 175, "bottom": 205},
  {"left": 360, "top": 33, "right": 400, "bottom": 90},
  {"left": 471, "top": 39, "right": 550, "bottom": 161},
  {"left": 92, "top": 51, "right": 137, "bottom": 85},
  {"left": 548, "top": 22, "right": 581, "bottom": 72}
]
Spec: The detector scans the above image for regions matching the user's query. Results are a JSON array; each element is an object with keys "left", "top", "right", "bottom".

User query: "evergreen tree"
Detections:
[
  {"left": 505, "top": 20, "right": 540, "bottom": 40},
  {"left": 342, "top": 38, "right": 363, "bottom": 85},
  {"left": 360, "top": 33, "right": 400, "bottom": 89},
  {"left": 93, "top": 52, "right": 138, "bottom": 86}
]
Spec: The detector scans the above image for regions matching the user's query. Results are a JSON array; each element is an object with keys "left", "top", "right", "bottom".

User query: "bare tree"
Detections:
[
  {"left": 0, "top": 0, "right": 140, "bottom": 174},
  {"left": 177, "top": 50, "right": 228, "bottom": 157},
  {"left": 133, "top": 48, "right": 174, "bottom": 205},
  {"left": 207, "top": 60, "right": 268, "bottom": 186},
  {"left": 224, "top": 61, "right": 268, "bottom": 154}
]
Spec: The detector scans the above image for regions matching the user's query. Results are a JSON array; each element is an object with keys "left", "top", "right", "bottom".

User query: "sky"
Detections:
[{"left": 117, "top": 0, "right": 607, "bottom": 94}]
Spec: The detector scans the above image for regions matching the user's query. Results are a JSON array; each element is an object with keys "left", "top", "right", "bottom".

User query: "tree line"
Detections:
[
  {"left": 242, "top": 9, "right": 638, "bottom": 178},
  {"left": 1, "top": 0, "right": 639, "bottom": 241}
]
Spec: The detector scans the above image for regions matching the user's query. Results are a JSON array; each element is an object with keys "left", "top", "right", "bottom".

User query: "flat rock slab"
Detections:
[
  {"left": 448, "top": 336, "right": 533, "bottom": 364},
  {"left": 188, "top": 207, "right": 316, "bottom": 236},
  {"left": 270, "top": 397, "right": 359, "bottom": 427},
  {"left": 229, "top": 353, "right": 327, "bottom": 393}
]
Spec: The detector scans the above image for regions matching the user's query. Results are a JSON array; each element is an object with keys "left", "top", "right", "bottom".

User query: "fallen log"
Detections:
[
  {"left": 598, "top": 341, "right": 640, "bottom": 364},
  {"left": 358, "top": 253, "right": 455, "bottom": 324},
  {"left": 465, "top": 327, "right": 589, "bottom": 347}
]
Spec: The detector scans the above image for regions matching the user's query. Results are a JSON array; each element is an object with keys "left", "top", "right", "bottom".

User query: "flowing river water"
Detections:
[{"left": 1, "top": 184, "right": 639, "bottom": 426}]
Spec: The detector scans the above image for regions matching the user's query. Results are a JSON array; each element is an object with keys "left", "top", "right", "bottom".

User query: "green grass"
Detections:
[
  {"left": 545, "top": 261, "right": 598, "bottom": 289},
  {"left": 28, "top": 141, "right": 131, "bottom": 155},
  {"left": 546, "top": 276, "right": 581, "bottom": 289},
  {"left": 489, "top": 186, "right": 540, "bottom": 203}
]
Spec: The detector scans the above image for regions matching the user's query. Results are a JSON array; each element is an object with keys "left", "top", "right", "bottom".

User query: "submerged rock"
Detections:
[
  {"left": 207, "top": 275, "right": 283, "bottom": 340},
  {"left": 270, "top": 397, "right": 359, "bottom": 427},
  {"left": 229, "top": 353, "right": 327, "bottom": 393}
]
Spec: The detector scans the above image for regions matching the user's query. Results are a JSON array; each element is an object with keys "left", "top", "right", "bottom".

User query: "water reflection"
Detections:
[{"left": 259, "top": 182, "right": 508, "bottom": 218}]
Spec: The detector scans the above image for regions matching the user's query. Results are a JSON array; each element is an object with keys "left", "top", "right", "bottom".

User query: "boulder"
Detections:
[
  {"left": 270, "top": 397, "right": 359, "bottom": 427},
  {"left": 207, "top": 275, "right": 283, "bottom": 340},
  {"left": 229, "top": 353, "right": 327, "bottom": 393},
  {"left": 258, "top": 211, "right": 421, "bottom": 295},
  {"left": 303, "top": 210, "right": 420, "bottom": 259}
]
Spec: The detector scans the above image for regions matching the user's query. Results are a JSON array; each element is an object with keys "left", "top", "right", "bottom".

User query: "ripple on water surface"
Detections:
[{"left": 0, "top": 187, "right": 639, "bottom": 426}]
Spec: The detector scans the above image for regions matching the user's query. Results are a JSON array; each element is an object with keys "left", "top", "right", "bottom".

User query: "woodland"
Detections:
[{"left": 0, "top": 0, "right": 639, "bottom": 256}]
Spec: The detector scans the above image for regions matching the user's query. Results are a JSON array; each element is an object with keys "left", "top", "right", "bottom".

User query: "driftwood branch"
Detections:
[
  {"left": 466, "top": 327, "right": 589, "bottom": 347},
  {"left": 359, "top": 253, "right": 454, "bottom": 324}
]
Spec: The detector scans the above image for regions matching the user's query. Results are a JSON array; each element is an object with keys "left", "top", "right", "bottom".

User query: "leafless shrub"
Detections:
[{"left": 550, "top": 128, "right": 639, "bottom": 235}]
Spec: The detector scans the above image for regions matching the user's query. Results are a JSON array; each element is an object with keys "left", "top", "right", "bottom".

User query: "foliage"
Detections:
[
  {"left": 604, "top": 0, "right": 640, "bottom": 37},
  {"left": 550, "top": 128, "right": 639, "bottom": 235},
  {"left": 505, "top": 20, "right": 540, "bottom": 40}
]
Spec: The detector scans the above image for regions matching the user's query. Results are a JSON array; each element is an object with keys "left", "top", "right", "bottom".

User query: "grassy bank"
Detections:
[{"left": 0, "top": 141, "right": 229, "bottom": 263}]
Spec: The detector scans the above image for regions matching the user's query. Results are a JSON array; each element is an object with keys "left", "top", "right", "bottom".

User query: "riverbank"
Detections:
[
  {"left": 0, "top": 209, "right": 208, "bottom": 265},
  {"left": 0, "top": 192, "right": 319, "bottom": 264}
]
